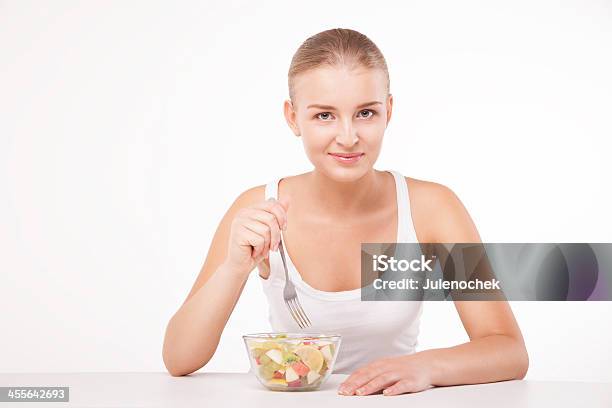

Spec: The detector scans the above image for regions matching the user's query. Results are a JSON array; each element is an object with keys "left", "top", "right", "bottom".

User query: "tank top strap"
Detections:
[
  {"left": 388, "top": 170, "right": 418, "bottom": 242},
  {"left": 265, "top": 177, "right": 281, "bottom": 200}
]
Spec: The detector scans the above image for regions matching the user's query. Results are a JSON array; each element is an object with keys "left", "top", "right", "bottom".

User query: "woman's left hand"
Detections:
[{"left": 338, "top": 354, "right": 434, "bottom": 396}]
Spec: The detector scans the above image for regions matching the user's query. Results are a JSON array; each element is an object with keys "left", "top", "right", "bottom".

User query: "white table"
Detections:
[{"left": 0, "top": 372, "right": 610, "bottom": 407}]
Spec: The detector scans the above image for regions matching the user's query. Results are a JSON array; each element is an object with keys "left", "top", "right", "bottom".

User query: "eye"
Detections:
[
  {"left": 315, "top": 112, "right": 333, "bottom": 121},
  {"left": 358, "top": 109, "right": 376, "bottom": 119}
]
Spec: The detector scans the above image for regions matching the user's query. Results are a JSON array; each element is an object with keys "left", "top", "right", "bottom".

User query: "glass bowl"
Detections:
[{"left": 243, "top": 332, "right": 341, "bottom": 391}]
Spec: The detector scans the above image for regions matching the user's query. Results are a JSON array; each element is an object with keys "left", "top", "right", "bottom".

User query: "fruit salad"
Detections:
[{"left": 243, "top": 333, "right": 341, "bottom": 391}]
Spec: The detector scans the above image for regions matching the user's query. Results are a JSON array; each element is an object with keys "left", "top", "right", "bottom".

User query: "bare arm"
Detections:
[
  {"left": 338, "top": 181, "right": 528, "bottom": 396},
  {"left": 162, "top": 186, "right": 288, "bottom": 376},
  {"left": 421, "top": 184, "right": 529, "bottom": 385},
  {"left": 162, "top": 261, "right": 249, "bottom": 376}
]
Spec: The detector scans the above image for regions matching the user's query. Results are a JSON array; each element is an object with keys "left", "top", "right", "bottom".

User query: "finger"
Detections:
[
  {"left": 354, "top": 372, "right": 400, "bottom": 396},
  {"left": 241, "top": 217, "right": 270, "bottom": 255},
  {"left": 265, "top": 198, "right": 288, "bottom": 233},
  {"left": 277, "top": 196, "right": 290, "bottom": 212},
  {"left": 259, "top": 203, "right": 283, "bottom": 249},
  {"left": 239, "top": 226, "right": 266, "bottom": 259},
  {"left": 382, "top": 379, "right": 422, "bottom": 396},
  {"left": 252, "top": 199, "right": 288, "bottom": 230},
  {"left": 244, "top": 208, "right": 281, "bottom": 251},
  {"left": 338, "top": 364, "right": 386, "bottom": 396},
  {"left": 242, "top": 219, "right": 271, "bottom": 257},
  {"left": 258, "top": 195, "right": 290, "bottom": 211}
]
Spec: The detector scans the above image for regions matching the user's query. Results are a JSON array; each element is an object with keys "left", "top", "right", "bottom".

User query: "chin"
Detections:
[{"left": 319, "top": 163, "right": 371, "bottom": 183}]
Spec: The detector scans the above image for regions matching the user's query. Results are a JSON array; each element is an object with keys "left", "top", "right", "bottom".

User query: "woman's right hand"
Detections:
[{"left": 225, "top": 197, "right": 289, "bottom": 277}]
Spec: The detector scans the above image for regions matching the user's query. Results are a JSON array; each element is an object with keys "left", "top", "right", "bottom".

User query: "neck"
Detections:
[{"left": 306, "top": 168, "right": 387, "bottom": 219}]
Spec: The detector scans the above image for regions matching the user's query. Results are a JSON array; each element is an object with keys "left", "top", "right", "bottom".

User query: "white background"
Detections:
[{"left": 1, "top": 0, "right": 611, "bottom": 382}]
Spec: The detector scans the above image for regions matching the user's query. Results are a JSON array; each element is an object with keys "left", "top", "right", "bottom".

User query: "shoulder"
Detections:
[
  {"left": 404, "top": 176, "right": 481, "bottom": 243},
  {"left": 234, "top": 184, "right": 267, "bottom": 206},
  {"left": 404, "top": 176, "right": 462, "bottom": 211},
  {"left": 218, "top": 184, "right": 267, "bottom": 225},
  {"left": 233, "top": 172, "right": 307, "bottom": 210}
]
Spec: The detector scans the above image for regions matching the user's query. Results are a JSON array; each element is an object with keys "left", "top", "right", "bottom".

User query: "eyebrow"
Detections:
[{"left": 306, "top": 101, "right": 383, "bottom": 110}]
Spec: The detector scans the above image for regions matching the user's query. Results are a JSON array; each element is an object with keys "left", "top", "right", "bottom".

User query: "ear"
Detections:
[
  {"left": 283, "top": 99, "right": 301, "bottom": 137},
  {"left": 386, "top": 93, "right": 393, "bottom": 126}
]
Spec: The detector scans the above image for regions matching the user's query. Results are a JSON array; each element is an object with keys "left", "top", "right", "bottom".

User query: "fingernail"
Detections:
[
  {"left": 283, "top": 223, "right": 287, "bottom": 231},
  {"left": 356, "top": 388, "right": 364, "bottom": 395}
]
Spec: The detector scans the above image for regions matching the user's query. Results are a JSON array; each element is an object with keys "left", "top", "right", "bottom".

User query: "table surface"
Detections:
[{"left": 0, "top": 372, "right": 611, "bottom": 408}]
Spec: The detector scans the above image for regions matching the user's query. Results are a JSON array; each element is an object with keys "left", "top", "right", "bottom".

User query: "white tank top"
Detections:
[{"left": 258, "top": 170, "right": 424, "bottom": 374}]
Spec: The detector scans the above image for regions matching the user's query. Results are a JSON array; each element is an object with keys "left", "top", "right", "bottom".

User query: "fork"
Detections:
[{"left": 277, "top": 236, "right": 312, "bottom": 329}]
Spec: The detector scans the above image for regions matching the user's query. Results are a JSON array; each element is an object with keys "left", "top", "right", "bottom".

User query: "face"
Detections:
[{"left": 284, "top": 66, "right": 393, "bottom": 182}]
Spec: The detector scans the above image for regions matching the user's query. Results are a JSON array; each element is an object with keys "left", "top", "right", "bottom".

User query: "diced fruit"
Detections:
[
  {"left": 285, "top": 366, "right": 299, "bottom": 382},
  {"left": 260, "top": 341, "right": 283, "bottom": 350},
  {"left": 251, "top": 348, "right": 266, "bottom": 358},
  {"left": 291, "top": 361, "right": 310, "bottom": 376},
  {"left": 319, "top": 366, "right": 327, "bottom": 376},
  {"left": 287, "top": 379, "right": 303, "bottom": 387},
  {"left": 320, "top": 345, "right": 333, "bottom": 362},
  {"left": 250, "top": 336, "right": 338, "bottom": 389},
  {"left": 259, "top": 354, "right": 271, "bottom": 365},
  {"left": 294, "top": 345, "right": 324, "bottom": 373},
  {"left": 282, "top": 351, "right": 300, "bottom": 365},
  {"left": 267, "top": 378, "right": 288, "bottom": 387},
  {"left": 260, "top": 364, "right": 276, "bottom": 380},
  {"left": 259, "top": 359, "right": 282, "bottom": 379},
  {"left": 306, "top": 370, "right": 321, "bottom": 384},
  {"left": 265, "top": 349, "right": 283, "bottom": 365}
]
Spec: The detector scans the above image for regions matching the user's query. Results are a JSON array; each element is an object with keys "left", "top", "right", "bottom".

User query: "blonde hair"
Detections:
[{"left": 288, "top": 28, "right": 390, "bottom": 104}]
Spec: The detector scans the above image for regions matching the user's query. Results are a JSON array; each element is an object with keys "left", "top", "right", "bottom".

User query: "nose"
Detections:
[{"left": 335, "top": 119, "right": 359, "bottom": 147}]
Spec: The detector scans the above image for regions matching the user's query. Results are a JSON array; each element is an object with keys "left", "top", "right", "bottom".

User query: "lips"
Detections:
[
  {"left": 328, "top": 152, "right": 365, "bottom": 165},
  {"left": 328, "top": 153, "right": 364, "bottom": 158}
]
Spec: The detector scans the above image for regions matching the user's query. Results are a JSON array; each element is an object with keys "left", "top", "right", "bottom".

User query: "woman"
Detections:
[{"left": 162, "top": 28, "right": 529, "bottom": 396}]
